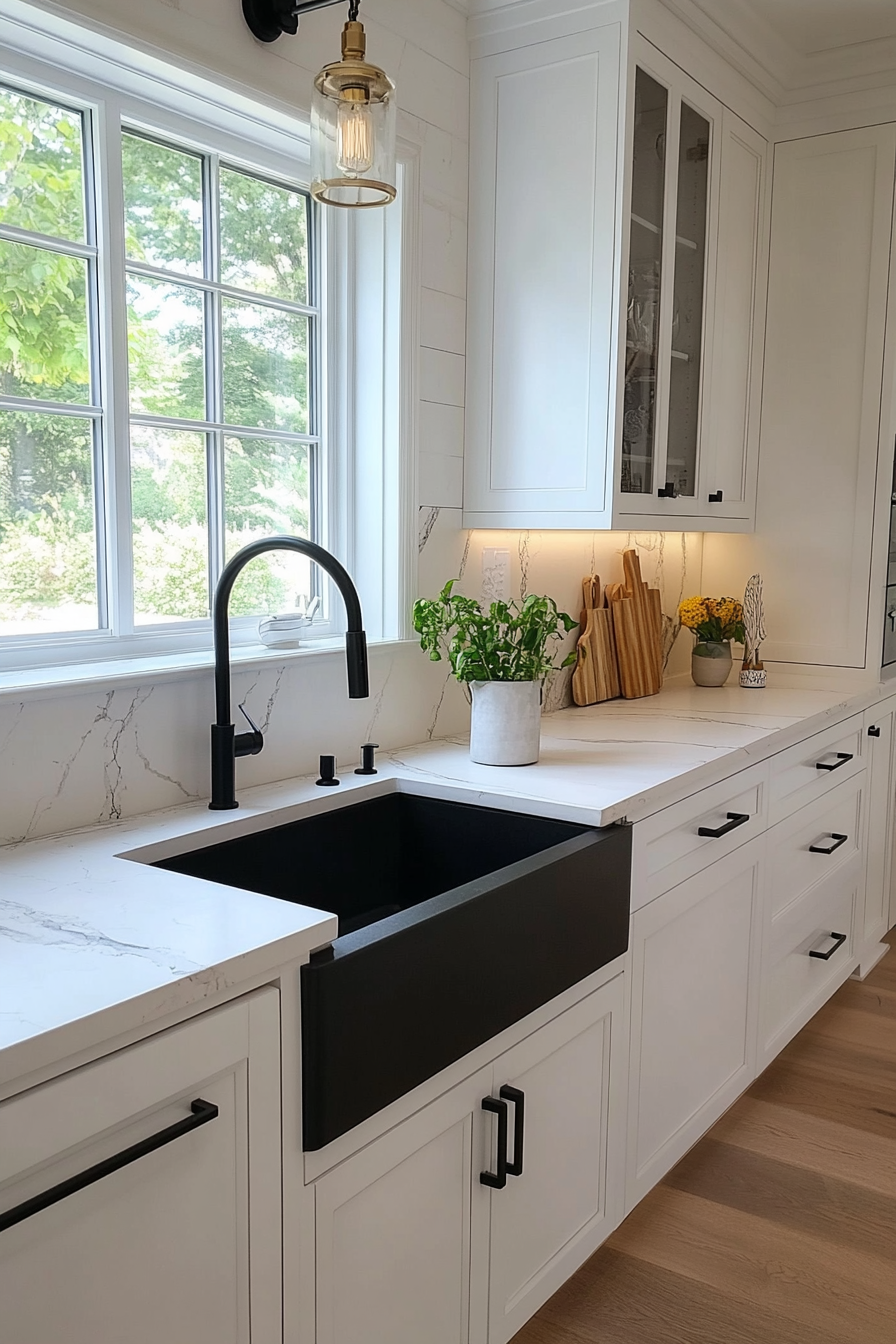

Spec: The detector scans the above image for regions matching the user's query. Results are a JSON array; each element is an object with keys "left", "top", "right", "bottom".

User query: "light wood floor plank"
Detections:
[
  {"left": 802, "top": 1003, "right": 896, "bottom": 1055},
  {"left": 536, "top": 1247, "right": 854, "bottom": 1344},
  {"left": 608, "top": 1186, "right": 896, "bottom": 1344},
  {"left": 750, "top": 1038, "right": 896, "bottom": 1138},
  {"left": 711, "top": 1095, "right": 896, "bottom": 1196},
  {"left": 664, "top": 1135, "right": 896, "bottom": 1261},
  {"left": 834, "top": 978, "right": 896, "bottom": 1018}
]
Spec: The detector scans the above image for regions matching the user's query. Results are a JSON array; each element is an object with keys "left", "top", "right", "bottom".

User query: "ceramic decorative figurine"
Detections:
[
  {"left": 678, "top": 595, "right": 746, "bottom": 688},
  {"left": 740, "top": 574, "right": 767, "bottom": 688}
]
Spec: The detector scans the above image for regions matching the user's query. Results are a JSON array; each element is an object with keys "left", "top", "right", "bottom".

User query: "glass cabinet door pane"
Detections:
[
  {"left": 667, "top": 102, "right": 710, "bottom": 498},
  {"left": 623, "top": 69, "right": 668, "bottom": 496}
]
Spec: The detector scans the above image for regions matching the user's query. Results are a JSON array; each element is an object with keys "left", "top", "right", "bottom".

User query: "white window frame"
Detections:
[{"left": 0, "top": 0, "right": 417, "bottom": 678}]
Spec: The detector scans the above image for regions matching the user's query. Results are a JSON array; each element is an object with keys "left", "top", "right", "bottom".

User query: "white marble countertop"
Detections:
[{"left": 3, "top": 677, "right": 894, "bottom": 1091}]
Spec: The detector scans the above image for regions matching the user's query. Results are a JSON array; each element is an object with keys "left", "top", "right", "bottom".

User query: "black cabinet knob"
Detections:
[
  {"left": 868, "top": 725, "right": 881, "bottom": 737},
  {"left": 708, "top": 490, "right": 723, "bottom": 503},
  {"left": 657, "top": 482, "right": 677, "bottom": 498}
]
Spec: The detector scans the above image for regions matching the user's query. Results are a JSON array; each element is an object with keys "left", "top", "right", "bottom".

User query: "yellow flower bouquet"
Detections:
[{"left": 678, "top": 596, "right": 746, "bottom": 646}]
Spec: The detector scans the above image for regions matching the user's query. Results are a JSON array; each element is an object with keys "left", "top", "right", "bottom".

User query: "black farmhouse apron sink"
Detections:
[{"left": 155, "top": 791, "right": 631, "bottom": 1150}]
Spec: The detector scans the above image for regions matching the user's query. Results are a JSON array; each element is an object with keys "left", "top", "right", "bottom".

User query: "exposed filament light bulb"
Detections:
[{"left": 337, "top": 95, "right": 374, "bottom": 176}]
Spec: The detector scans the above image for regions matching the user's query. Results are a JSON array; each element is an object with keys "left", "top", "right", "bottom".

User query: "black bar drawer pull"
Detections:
[
  {"left": 809, "top": 833, "right": 848, "bottom": 855},
  {"left": 698, "top": 812, "right": 750, "bottom": 839},
  {"left": 816, "top": 752, "right": 853, "bottom": 772},
  {"left": 500, "top": 1085, "right": 525, "bottom": 1178},
  {"left": 708, "top": 490, "right": 723, "bottom": 503},
  {"left": 868, "top": 725, "right": 881, "bottom": 738},
  {"left": 808, "top": 931, "right": 848, "bottom": 961},
  {"left": 480, "top": 1096, "right": 508, "bottom": 1189},
  {"left": 0, "top": 1098, "right": 218, "bottom": 1236}
]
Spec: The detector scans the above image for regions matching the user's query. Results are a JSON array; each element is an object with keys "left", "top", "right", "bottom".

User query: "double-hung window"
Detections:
[{"left": 0, "top": 12, "right": 409, "bottom": 676}]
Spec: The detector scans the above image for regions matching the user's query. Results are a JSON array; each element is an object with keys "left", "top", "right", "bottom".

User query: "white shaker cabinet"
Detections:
[
  {"left": 464, "top": 5, "right": 767, "bottom": 533},
  {"left": 484, "top": 979, "right": 625, "bottom": 1344},
  {"left": 703, "top": 124, "right": 896, "bottom": 668},
  {"left": 314, "top": 1064, "right": 492, "bottom": 1344},
  {"left": 464, "top": 17, "right": 622, "bottom": 530},
  {"left": 625, "top": 839, "right": 763, "bottom": 1212},
  {"left": 0, "top": 989, "right": 282, "bottom": 1344},
  {"left": 313, "top": 975, "right": 625, "bottom": 1344}
]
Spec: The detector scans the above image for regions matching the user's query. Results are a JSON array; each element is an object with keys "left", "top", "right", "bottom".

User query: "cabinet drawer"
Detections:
[
  {"left": 632, "top": 762, "right": 767, "bottom": 909},
  {"left": 767, "top": 774, "right": 865, "bottom": 920},
  {"left": 768, "top": 716, "right": 865, "bottom": 824},
  {"left": 760, "top": 860, "right": 859, "bottom": 1066}
]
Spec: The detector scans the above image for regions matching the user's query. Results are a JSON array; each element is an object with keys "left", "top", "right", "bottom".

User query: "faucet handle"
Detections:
[
  {"left": 234, "top": 702, "right": 264, "bottom": 759},
  {"left": 355, "top": 742, "right": 380, "bottom": 776}
]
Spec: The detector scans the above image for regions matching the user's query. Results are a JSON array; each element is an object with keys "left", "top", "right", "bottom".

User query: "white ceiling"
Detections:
[
  {"left": 742, "top": 0, "right": 896, "bottom": 54},
  {"left": 696, "top": 0, "right": 896, "bottom": 57}
]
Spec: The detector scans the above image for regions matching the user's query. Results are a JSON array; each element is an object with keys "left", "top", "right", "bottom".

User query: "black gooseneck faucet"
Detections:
[{"left": 210, "top": 536, "right": 369, "bottom": 810}]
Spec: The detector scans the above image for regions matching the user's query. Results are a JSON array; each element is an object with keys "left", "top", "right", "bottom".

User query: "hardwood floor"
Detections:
[{"left": 513, "top": 931, "right": 896, "bottom": 1344}]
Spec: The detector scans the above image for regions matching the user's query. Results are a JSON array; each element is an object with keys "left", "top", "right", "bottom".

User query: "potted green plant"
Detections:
[{"left": 413, "top": 580, "right": 577, "bottom": 765}]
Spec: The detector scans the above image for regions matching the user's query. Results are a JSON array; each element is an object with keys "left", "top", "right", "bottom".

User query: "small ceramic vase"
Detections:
[{"left": 691, "top": 641, "right": 733, "bottom": 687}]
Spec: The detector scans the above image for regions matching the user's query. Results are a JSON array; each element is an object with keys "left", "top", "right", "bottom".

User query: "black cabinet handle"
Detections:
[
  {"left": 0, "top": 1098, "right": 218, "bottom": 1236},
  {"left": 500, "top": 1085, "right": 525, "bottom": 1178},
  {"left": 809, "top": 833, "right": 848, "bottom": 855},
  {"left": 816, "top": 752, "right": 853, "bottom": 772},
  {"left": 868, "top": 725, "right": 881, "bottom": 738},
  {"left": 480, "top": 1096, "right": 508, "bottom": 1189},
  {"left": 808, "top": 931, "right": 848, "bottom": 960},
  {"left": 657, "top": 483, "right": 677, "bottom": 498},
  {"left": 708, "top": 490, "right": 723, "bottom": 503},
  {"left": 698, "top": 812, "right": 751, "bottom": 839}
]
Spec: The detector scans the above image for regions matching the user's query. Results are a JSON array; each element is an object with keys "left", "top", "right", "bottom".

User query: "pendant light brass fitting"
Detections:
[{"left": 242, "top": 0, "right": 398, "bottom": 209}]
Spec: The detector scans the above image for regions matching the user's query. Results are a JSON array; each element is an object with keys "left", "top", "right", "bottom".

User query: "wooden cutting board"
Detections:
[
  {"left": 609, "top": 550, "right": 663, "bottom": 699},
  {"left": 572, "top": 576, "right": 621, "bottom": 705}
]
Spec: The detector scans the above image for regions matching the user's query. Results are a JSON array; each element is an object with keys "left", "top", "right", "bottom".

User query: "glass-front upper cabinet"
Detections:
[
  {"left": 623, "top": 68, "right": 667, "bottom": 496},
  {"left": 620, "top": 50, "right": 721, "bottom": 511}
]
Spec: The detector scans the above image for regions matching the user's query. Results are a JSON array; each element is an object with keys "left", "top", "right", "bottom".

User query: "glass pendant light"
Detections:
[{"left": 311, "top": 1, "right": 397, "bottom": 208}]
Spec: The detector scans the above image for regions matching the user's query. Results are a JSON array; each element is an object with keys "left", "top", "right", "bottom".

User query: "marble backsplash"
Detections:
[{"left": 0, "top": 520, "right": 702, "bottom": 847}]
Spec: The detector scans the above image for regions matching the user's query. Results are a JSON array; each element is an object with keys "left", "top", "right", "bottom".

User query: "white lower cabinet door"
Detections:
[
  {"left": 626, "top": 840, "right": 763, "bottom": 1211},
  {"left": 485, "top": 977, "right": 625, "bottom": 1344},
  {"left": 0, "top": 989, "right": 282, "bottom": 1344},
  {"left": 314, "top": 1066, "right": 492, "bottom": 1344}
]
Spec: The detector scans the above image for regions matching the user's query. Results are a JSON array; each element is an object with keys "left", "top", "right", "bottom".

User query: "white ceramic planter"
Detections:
[{"left": 469, "top": 680, "right": 542, "bottom": 766}]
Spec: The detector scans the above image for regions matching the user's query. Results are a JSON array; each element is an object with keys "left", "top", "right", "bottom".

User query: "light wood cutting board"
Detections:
[
  {"left": 572, "top": 576, "right": 621, "bottom": 706},
  {"left": 608, "top": 550, "right": 663, "bottom": 699}
]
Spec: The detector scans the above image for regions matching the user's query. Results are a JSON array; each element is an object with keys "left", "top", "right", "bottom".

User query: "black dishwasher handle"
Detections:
[
  {"left": 0, "top": 1098, "right": 219, "bottom": 1235},
  {"left": 698, "top": 812, "right": 751, "bottom": 839},
  {"left": 480, "top": 1096, "right": 508, "bottom": 1189},
  {"left": 816, "top": 752, "right": 853, "bottom": 772},
  {"left": 808, "top": 931, "right": 848, "bottom": 960},
  {"left": 809, "top": 833, "right": 848, "bottom": 855},
  {"left": 500, "top": 1085, "right": 525, "bottom": 1178}
]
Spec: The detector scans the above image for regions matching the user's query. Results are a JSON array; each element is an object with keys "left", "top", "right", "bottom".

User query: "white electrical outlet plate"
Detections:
[{"left": 482, "top": 548, "right": 510, "bottom": 604}]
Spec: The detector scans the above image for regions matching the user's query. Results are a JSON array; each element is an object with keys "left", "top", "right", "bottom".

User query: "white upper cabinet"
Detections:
[
  {"left": 464, "top": 7, "right": 768, "bottom": 533},
  {"left": 464, "top": 19, "right": 622, "bottom": 529},
  {"left": 703, "top": 124, "right": 896, "bottom": 668}
]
